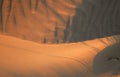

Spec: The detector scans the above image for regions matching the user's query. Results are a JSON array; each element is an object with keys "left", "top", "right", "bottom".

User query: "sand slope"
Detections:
[
  {"left": 1, "top": 0, "right": 82, "bottom": 43},
  {"left": 0, "top": 34, "right": 119, "bottom": 77},
  {"left": 1, "top": 0, "right": 120, "bottom": 44}
]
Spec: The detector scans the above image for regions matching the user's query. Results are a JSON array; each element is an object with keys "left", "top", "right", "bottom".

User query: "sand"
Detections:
[{"left": 0, "top": 34, "right": 120, "bottom": 77}]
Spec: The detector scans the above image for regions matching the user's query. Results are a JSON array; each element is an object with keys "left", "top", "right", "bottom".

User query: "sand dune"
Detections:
[
  {"left": 1, "top": 0, "right": 120, "bottom": 43},
  {"left": 0, "top": 34, "right": 120, "bottom": 77},
  {"left": 0, "top": 0, "right": 120, "bottom": 76},
  {"left": 1, "top": 0, "right": 82, "bottom": 43}
]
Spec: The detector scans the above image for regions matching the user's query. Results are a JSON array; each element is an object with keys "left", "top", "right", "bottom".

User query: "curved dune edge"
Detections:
[{"left": 0, "top": 34, "right": 119, "bottom": 77}]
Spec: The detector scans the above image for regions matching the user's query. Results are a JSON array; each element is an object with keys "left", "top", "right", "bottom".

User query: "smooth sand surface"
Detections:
[{"left": 0, "top": 34, "right": 120, "bottom": 77}]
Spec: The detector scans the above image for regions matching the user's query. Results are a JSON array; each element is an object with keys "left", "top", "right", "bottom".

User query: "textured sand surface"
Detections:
[{"left": 0, "top": 0, "right": 120, "bottom": 43}]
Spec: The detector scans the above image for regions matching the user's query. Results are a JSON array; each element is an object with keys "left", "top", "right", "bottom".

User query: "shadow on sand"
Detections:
[{"left": 93, "top": 42, "right": 120, "bottom": 76}]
